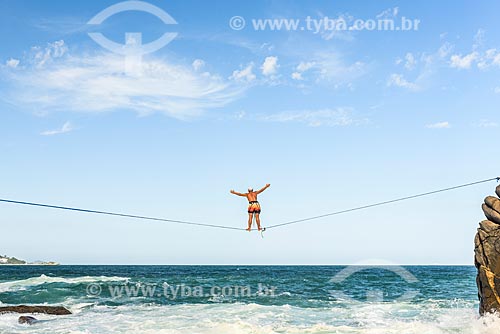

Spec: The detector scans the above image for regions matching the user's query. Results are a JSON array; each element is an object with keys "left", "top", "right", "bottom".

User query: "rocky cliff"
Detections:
[{"left": 474, "top": 184, "right": 500, "bottom": 315}]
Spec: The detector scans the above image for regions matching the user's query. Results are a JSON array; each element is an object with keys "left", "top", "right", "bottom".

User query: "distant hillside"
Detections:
[
  {"left": 0, "top": 255, "right": 26, "bottom": 264},
  {"left": 0, "top": 255, "right": 58, "bottom": 265}
]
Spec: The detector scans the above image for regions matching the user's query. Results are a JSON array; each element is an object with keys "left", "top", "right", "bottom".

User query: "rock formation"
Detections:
[
  {"left": 475, "top": 184, "right": 500, "bottom": 315},
  {"left": 18, "top": 316, "right": 37, "bottom": 325},
  {"left": 0, "top": 305, "right": 71, "bottom": 315}
]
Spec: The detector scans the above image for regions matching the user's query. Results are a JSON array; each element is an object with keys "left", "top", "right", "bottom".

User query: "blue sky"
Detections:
[{"left": 0, "top": 0, "right": 499, "bottom": 264}]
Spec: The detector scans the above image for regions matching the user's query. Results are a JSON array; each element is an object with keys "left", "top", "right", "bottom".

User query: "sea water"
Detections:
[{"left": 0, "top": 265, "right": 499, "bottom": 333}]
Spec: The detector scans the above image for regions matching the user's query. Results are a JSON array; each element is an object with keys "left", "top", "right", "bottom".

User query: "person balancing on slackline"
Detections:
[{"left": 230, "top": 184, "right": 270, "bottom": 231}]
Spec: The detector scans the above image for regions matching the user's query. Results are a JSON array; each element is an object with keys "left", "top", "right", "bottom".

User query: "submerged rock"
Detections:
[
  {"left": 0, "top": 305, "right": 71, "bottom": 315},
  {"left": 18, "top": 316, "right": 37, "bottom": 325},
  {"left": 475, "top": 186, "right": 500, "bottom": 315}
]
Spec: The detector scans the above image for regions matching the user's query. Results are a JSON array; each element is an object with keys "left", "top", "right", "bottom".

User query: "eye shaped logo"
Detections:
[
  {"left": 87, "top": 1, "right": 178, "bottom": 71},
  {"left": 329, "top": 259, "right": 419, "bottom": 304}
]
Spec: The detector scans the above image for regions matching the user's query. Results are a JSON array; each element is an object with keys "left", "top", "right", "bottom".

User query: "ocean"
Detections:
[{"left": 0, "top": 265, "right": 499, "bottom": 333}]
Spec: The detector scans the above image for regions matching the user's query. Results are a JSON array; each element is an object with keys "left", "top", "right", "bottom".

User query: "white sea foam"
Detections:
[
  {"left": 0, "top": 274, "right": 129, "bottom": 293},
  {"left": 1, "top": 301, "right": 500, "bottom": 333}
]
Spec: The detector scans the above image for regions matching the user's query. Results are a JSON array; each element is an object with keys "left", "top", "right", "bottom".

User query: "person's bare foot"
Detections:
[
  {"left": 246, "top": 228, "right": 251, "bottom": 232},
  {"left": 258, "top": 227, "right": 262, "bottom": 231}
]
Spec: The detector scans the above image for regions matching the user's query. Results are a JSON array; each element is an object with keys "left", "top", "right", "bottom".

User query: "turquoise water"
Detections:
[{"left": 0, "top": 265, "right": 498, "bottom": 333}]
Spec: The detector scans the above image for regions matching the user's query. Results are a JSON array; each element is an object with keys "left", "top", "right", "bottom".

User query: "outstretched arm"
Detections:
[
  {"left": 230, "top": 190, "right": 247, "bottom": 196},
  {"left": 255, "top": 184, "right": 271, "bottom": 194}
]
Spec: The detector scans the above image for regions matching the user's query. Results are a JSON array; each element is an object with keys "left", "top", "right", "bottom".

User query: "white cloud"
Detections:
[
  {"left": 492, "top": 53, "right": 500, "bottom": 66},
  {"left": 438, "top": 42, "right": 453, "bottom": 58},
  {"left": 477, "top": 49, "right": 500, "bottom": 69},
  {"left": 41, "top": 121, "right": 74, "bottom": 136},
  {"left": 376, "top": 7, "right": 399, "bottom": 19},
  {"left": 2, "top": 41, "right": 242, "bottom": 119},
  {"left": 5, "top": 58, "right": 20, "bottom": 68},
  {"left": 473, "top": 29, "right": 485, "bottom": 50},
  {"left": 291, "top": 61, "right": 316, "bottom": 80},
  {"left": 32, "top": 40, "right": 68, "bottom": 68},
  {"left": 230, "top": 63, "right": 256, "bottom": 82},
  {"left": 443, "top": 30, "right": 500, "bottom": 70},
  {"left": 387, "top": 73, "right": 418, "bottom": 90},
  {"left": 261, "top": 56, "right": 279, "bottom": 76},
  {"left": 450, "top": 52, "right": 478, "bottom": 69},
  {"left": 291, "top": 72, "right": 303, "bottom": 80},
  {"left": 315, "top": 13, "right": 354, "bottom": 42},
  {"left": 296, "top": 61, "right": 315, "bottom": 72},
  {"left": 475, "top": 119, "right": 498, "bottom": 128},
  {"left": 395, "top": 53, "right": 418, "bottom": 69},
  {"left": 260, "top": 43, "right": 275, "bottom": 52},
  {"left": 233, "top": 110, "right": 246, "bottom": 120},
  {"left": 260, "top": 52, "right": 365, "bottom": 87},
  {"left": 392, "top": 42, "right": 455, "bottom": 91},
  {"left": 393, "top": 31, "right": 500, "bottom": 89},
  {"left": 192, "top": 59, "right": 205, "bottom": 71},
  {"left": 426, "top": 121, "right": 451, "bottom": 129},
  {"left": 312, "top": 53, "right": 366, "bottom": 85},
  {"left": 495, "top": 87, "right": 500, "bottom": 94},
  {"left": 404, "top": 53, "right": 416, "bottom": 70},
  {"left": 261, "top": 108, "right": 367, "bottom": 127}
]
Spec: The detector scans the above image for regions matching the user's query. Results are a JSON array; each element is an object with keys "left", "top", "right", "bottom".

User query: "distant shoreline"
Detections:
[
  {"left": 0, "top": 255, "right": 59, "bottom": 266},
  {"left": 0, "top": 264, "right": 474, "bottom": 267},
  {"left": 0, "top": 263, "right": 60, "bottom": 266}
]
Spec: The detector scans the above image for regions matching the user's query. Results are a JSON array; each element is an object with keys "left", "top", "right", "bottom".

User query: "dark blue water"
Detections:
[
  {"left": 1, "top": 266, "right": 492, "bottom": 334},
  {"left": 0, "top": 265, "right": 478, "bottom": 306}
]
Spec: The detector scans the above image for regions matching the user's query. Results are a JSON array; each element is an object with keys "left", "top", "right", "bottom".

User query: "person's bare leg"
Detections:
[
  {"left": 247, "top": 213, "right": 253, "bottom": 231},
  {"left": 255, "top": 213, "right": 262, "bottom": 231}
]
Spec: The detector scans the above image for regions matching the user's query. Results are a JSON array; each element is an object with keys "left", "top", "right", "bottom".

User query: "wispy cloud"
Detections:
[
  {"left": 30, "top": 16, "right": 90, "bottom": 35},
  {"left": 41, "top": 121, "right": 74, "bottom": 136},
  {"left": 447, "top": 29, "right": 500, "bottom": 70},
  {"left": 438, "top": 42, "right": 453, "bottom": 58},
  {"left": 474, "top": 119, "right": 498, "bottom": 128},
  {"left": 387, "top": 73, "right": 419, "bottom": 90},
  {"left": 404, "top": 53, "right": 416, "bottom": 70},
  {"left": 376, "top": 6, "right": 399, "bottom": 19},
  {"left": 450, "top": 52, "right": 479, "bottom": 69},
  {"left": 316, "top": 6, "right": 398, "bottom": 42},
  {"left": 291, "top": 72, "right": 303, "bottom": 80},
  {"left": 391, "top": 41, "right": 454, "bottom": 91},
  {"left": 288, "top": 52, "right": 366, "bottom": 87},
  {"left": 5, "top": 58, "right": 20, "bottom": 68},
  {"left": 314, "top": 53, "right": 366, "bottom": 85},
  {"left": 192, "top": 59, "right": 205, "bottom": 71},
  {"left": 473, "top": 29, "right": 486, "bottom": 50},
  {"left": 291, "top": 61, "right": 315, "bottom": 81},
  {"left": 2, "top": 41, "right": 243, "bottom": 120},
  {"left": 392, "top": 29, "right": 500, "bottom": 91},
  {"left": 230, "top": 63, "right": 256, "bottom": 82},
  {"left": 259, "top": 108, "right": 367, "bottom": 127},
  {"left": 315, "top": 13, "right": 355, "bottom": 42},
  {"left": 426, "top": 121, "right": 451, "bottom": 129}
]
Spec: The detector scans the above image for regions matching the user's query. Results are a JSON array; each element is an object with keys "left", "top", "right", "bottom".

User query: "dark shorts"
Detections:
[{"left": 248, "top": 201, "right": 261, "bottom": 214}]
